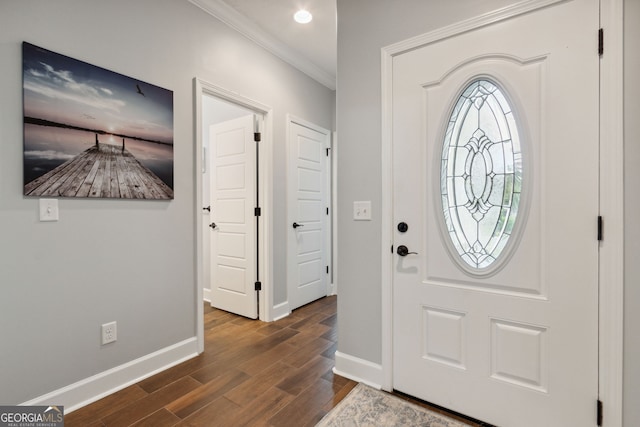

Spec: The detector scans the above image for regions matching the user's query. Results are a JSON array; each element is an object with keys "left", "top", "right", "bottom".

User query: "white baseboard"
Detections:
[
  {"left": 333, "top": 351, "right": 383, "bottom": 389},
  {"left": 272, "top": 301, "right": 291, "bottom": 321},
  {"left": 328, "top": 282, "right": 337, "bottom": 296},
  {"left": 203, "top": 288, "right": 212, "bottom": 303},
  {"left": 21, "top": 337, "right": 199, "bottom": 413}
]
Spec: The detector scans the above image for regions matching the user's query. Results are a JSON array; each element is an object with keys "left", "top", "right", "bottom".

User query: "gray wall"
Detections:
[
  {"left": 624, "top": 0, "right": 639, "bottom": 425},
  {"left": 0, "top": 0, "right": 333, "bottom": 404}
]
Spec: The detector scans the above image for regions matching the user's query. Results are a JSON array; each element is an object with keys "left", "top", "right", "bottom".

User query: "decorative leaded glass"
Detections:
[{"left": 441, "top": 79, "right": 523, "bottom": 270}]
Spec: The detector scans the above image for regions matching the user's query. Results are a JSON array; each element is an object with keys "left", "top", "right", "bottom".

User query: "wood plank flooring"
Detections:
[
  {"left": 65, "top": 296, "right": 482, "bottom": 426},
  {"left": 65, "top": 296, "right": 356, "bottom": 427}
]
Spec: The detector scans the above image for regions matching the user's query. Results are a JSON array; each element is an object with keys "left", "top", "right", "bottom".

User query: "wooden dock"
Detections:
[{"left": 24, "top": 143, "right": 174, "bottom": 199}]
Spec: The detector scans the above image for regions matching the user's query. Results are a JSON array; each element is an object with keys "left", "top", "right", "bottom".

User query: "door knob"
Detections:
[
  {"left": 209, "top": 222, "right": 217, "bottom": 229},
  {"left": 292, "top": 222, "right": 304, "bottom": 229},
  {"left": 397, "top": 245, "right": 417, "bottom": 256}
]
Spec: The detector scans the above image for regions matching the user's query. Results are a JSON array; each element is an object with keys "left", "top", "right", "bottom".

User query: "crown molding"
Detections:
[{"left": 188, "top": 0, "right": 336, "bottom": 90}]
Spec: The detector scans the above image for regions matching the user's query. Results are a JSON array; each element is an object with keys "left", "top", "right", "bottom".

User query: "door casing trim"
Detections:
[
  {"left": 598, "top": 0, "right": 624, "bottom": 425},
  {"left": 380, "top": 0, "right": 623, "bottom": 424}
]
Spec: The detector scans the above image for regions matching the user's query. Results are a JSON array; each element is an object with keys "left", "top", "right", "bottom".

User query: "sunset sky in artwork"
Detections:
[{"left": 22, "top": 42, "right": 173, "bottom": 144}]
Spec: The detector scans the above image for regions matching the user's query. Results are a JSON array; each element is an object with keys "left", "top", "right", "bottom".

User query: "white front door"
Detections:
[
  {"left": 287, "top": 119, "right": 330, "bottom": 310},
  {"left": 209, "top": 115, "right": 257, "bottom": 319},
  {"left": 392, "top": 1, "right": 599, "bottom": 426}
]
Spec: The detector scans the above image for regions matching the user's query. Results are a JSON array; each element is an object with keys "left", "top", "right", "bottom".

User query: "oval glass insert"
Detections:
[{"left": 440, "top": 79, "right": 523, "bottom": 271}]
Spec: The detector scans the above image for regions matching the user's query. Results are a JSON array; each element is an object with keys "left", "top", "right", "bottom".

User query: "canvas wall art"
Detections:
[{"left": 22, "top": 42, "right": 174, "bottom": 199}]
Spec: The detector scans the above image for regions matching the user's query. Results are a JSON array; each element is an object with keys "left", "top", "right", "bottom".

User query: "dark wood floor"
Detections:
[
  {"left": 65, "top": 296, "right": 482, "bottom": 427},
  {"left": 65, "top": 296, "right": 357, "bottom": 426}
]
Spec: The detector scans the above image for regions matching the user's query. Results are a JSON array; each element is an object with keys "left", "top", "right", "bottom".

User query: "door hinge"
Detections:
[
  {"left": 254, "top": 132, "right": 261, "bottom": 142},
  {"left": 597, "top": 399, "right": 603, "bottom": 426},
  {"left": 255, "top": 281, "right": 262, "bottom": 291},
  {"left": 598, "top": 216, "right": 603, "bottom": 241},
  {"left": 326, "top": 147, "right": 331, "bottom": 157},
  {"left": 326, "top": 266, "right": 329, "bottom": 274},
  {"left": 598, "top": 28, "right": 604, "bottom": 56},
  {"left": 255, "top": 207, "right": 261, "bottom": 217},
  {"left": 326, "top": 207, "right": 329, "bottom": 215}
]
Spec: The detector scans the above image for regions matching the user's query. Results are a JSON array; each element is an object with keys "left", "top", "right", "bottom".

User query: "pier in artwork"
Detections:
[{"left": 24, "top": 142, "right": 173, "bottom": 199}]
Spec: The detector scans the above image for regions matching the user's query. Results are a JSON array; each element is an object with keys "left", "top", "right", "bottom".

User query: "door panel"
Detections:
[
  {"left": 423, "top": 57, "right": 544, "bottom": 297},
  {"left": 392, "top": 1, "right": 598, "bottom": 426},
  {"left": 210, "top": 115, "right": 257, "bottom": 319},
  {"left": 288, "top": 120, "right": 330, "bottom": 310}
]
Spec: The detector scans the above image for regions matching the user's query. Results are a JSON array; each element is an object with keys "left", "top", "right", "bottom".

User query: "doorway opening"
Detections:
[
  {"left": 194, "top": 78, "right": 273, "bottom": 352},
  {"left": 376, "top": 0, "right": 626, "bottom": 425}
]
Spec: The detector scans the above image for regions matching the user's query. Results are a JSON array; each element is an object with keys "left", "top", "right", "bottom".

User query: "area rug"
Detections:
[{"left": 316, "top": 384, "right": 470, "bottom": 427}]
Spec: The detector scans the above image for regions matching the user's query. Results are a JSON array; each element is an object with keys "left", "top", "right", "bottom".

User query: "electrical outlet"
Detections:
[{"left": 101, "top": 321, "right": 117, "bottom": 345}]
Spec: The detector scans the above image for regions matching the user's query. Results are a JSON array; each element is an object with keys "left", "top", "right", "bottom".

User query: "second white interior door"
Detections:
[{"left": 287, "top": 118, "right": 330, "bottom": 311}]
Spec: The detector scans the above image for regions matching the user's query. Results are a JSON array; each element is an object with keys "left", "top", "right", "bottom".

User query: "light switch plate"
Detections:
[
  {"left": 353, "top": 201, "right": 372, "bottom": 220},
  {"left": 39, "top": 199, "right": 59, "bottom": 222}
]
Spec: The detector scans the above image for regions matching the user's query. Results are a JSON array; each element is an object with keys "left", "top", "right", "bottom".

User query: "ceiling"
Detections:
[{"left": 189, "top": 0, "right": 337, "bottom": 90}]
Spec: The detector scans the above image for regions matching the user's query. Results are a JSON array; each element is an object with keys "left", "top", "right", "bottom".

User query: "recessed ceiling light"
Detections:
[{"left": 294, "top": 9, "right": 313, "bottom": 24}]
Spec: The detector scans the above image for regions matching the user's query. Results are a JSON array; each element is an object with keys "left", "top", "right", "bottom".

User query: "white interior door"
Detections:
[
  {"left": 209, "top": 115, "right": 257, "bottom": 319},
  {"left": 287, "top": 119, "right": 330, "bottom": 310},
  {"left": 392, "top": 1, "right": 599, "bottom": 426}
]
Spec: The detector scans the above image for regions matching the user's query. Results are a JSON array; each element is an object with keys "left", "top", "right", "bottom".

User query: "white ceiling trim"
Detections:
[{"left": 188, "top": 0, "right": 336, "bottom": 90}]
